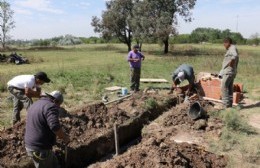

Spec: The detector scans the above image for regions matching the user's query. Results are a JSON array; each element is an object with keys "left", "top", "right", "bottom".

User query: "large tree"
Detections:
[
  {"left": 91, "top": 0, "right": 134, "bottom": 51},
  {"left": 0, "top": 0, "right": 15, "bottom": 49},
  {"left": 134, "top": 0, "right": 196, "bottom": 54}
]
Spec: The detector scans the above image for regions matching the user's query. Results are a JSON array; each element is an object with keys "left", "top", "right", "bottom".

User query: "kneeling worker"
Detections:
[
  {"left": 170, "top": 64, "right": 195, "bottom": 93},
  {"left": 25, "top": 90, "right": 69, "bottom": 168}
]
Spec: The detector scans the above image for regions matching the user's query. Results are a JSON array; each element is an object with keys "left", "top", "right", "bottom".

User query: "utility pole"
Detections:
[{"left": 236, "top": 15, "right": 239, "bottom": 32}]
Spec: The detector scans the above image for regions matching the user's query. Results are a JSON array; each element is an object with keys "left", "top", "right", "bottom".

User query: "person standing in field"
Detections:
[
  {"left": 7, "top": 71, "right": 51, "bottom": 125},
  {"left": 127, "top": 45, "right": 145, "bottom": 92},
  {"left": 25, "top": 90, "right": 69, "bottom": 168},
  {"left": 219, "top": 37, "right": 239, "bottom": 108}
]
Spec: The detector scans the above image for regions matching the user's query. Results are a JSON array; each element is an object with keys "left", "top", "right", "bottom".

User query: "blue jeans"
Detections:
[
  {"left": 221, "top": 74, "right": 235, "bottom": 107},
  {"left": 26, "top": 148, "right": 59, "bottom": 168}
]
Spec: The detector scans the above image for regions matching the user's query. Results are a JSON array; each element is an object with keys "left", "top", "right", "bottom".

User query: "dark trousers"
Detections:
[
  {"left": 8, "top": 86, "right": 33, "bottom": 124},
  {"left": 130, "top": 68, "right": 141, "bottom": 91},
  {"left": 221, "top": 74, "right": 235, "bottom": 108}
]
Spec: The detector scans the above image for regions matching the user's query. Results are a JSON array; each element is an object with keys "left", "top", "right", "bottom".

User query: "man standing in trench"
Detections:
[
  {"left": 127, "top": 45, "right": 145, "bottom": 92},
  {"left": 25, "top": 90, "right": 69, "bottom": 168},
  {"left": 219, "top": 37, "right": 239, "bottom": 108},
  {"left": 7, "top": 71, "right": 51, "bottom": 125}
]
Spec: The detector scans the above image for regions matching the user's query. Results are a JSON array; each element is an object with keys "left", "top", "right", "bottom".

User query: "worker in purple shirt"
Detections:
[{"left": 127, "top": 45, "right": 145, "bottom": 92}]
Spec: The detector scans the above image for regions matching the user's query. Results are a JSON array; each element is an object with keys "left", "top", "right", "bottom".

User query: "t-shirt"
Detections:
[
  {"left": 25, "top": 97, "right": 61, "bottom": 150},
  {"left": 220, "top": 44, "right": 239, "bottom": 76},
  {"left": 127, "top": 51, "right": 144, "bottom": 68},
  {"left": 172, "top": 64, "right": 195, "bottom": 85},
  {"left": 7, "top": 75, "right": 37, "bottom": 89}
]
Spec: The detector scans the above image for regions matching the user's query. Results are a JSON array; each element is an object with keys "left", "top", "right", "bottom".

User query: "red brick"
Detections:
[{"left": 233, "top": 92, "right": 241, "bottom": 104}]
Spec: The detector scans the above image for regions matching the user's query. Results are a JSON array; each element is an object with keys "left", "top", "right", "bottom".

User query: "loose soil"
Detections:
[
  {"left": 90, "top": 102, "right": 227, "bottom": 168},
  {"left": 0, "top": 92, "right": 175, "bottom": 168},
  {"left": 0, "top": 90, "right": 227, "bottom": 168}
]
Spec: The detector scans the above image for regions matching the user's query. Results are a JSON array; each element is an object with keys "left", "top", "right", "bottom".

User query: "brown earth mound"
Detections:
[
  {"left": 0, "top": 92, "right": 174, "bottom": 167},
  {"left": 0, "top": 91, "right": 225, "bottom": 168},
  {"left": 90, "top": 101, "right": 226, "bottom": 168},
  {"left": 90, "top": 136, "right": 227, "bottom": 168}
]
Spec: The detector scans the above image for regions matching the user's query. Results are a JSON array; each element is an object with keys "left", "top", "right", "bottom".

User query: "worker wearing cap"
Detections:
[
  {"left": 219, "top": 37, "right": 239, "bottom": 108},
  {"left": 127, "top": 45, "right": 145, "bottom": 92},
  {"left": 7, "top": 71, "right": 51, "bottom": 125},
  {"left": 170, "top": 64, "right": 195, "bottom": 93},
  {"left": 25, "top": 90, "right": 69, "bottom": 168}
]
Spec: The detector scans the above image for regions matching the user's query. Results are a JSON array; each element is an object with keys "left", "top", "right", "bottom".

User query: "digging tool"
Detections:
[
  {"left": 114, "top": 123, "right": 120, "bottom": 156},
  {"left": 104, "top": 94, "right": 132, "bottom": 105}
]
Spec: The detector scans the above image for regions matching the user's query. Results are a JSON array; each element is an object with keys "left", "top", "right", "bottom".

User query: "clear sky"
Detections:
[{"left": 9, "top": 0, "right": 260, "bottom": 40}]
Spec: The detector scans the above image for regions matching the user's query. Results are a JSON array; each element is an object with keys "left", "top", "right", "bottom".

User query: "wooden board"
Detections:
[
  {"left": 140, "top": 78, "right": 168, "bottom": 83},
  {"left": 105, "top": 86, "right": 122, "bottom": 91}
]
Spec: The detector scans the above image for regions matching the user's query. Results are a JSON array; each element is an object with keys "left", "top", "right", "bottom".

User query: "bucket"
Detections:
[
  {"left": 121, "top": 87, "right": 128, "bottom": 96},
  {"left": 188, "top": 102, "right": 204, "bottom": 120}
]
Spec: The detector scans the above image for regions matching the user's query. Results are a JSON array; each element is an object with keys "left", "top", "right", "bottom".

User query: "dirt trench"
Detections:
[
  {"left": 90, "top": 103, "right": 227, "bottom": 168},
  {"left": 0, "top": 92, "right": 177, "bottom": 168}
]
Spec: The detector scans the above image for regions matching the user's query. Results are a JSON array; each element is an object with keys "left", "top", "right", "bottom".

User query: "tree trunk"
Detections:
[
  {"left": 139, "top": 42, "right": 142, "bottom": 52},
  {"left": 163, "top": 38, "right": 169, "bottom": 54},
  {"left": 127, "top": 42, "right": 131, "bottom": 51}
]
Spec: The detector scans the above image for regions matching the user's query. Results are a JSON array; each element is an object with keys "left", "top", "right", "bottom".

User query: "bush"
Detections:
[{"left": 145, "top": 98, "right": 158, "bottom": 110}]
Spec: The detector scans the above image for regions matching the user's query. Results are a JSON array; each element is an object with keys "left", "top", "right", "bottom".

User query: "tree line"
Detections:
[
  {"left": 91, "top": 0, "right": 196, "bottom": 53},
  {"left": 171, "top": 28, "right": 259, "bottom": 45}
]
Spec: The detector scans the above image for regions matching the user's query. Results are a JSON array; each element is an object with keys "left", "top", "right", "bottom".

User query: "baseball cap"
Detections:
[
  {"left": 46, "top": 90, "right": 64, "bottom": 104},
  {"left": 177, "top": 71, "right": 185, "bottom": 82},
  {"left": 35, "top": 71, "right": 51, "bottom": 83}
]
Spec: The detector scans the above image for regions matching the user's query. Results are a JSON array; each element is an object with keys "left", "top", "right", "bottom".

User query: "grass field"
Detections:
[{"left": 0, "top": 43, "right": 260, "bottom": 167}]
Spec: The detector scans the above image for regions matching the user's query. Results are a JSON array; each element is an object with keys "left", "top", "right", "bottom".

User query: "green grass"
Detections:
[
  {"left": 209, "top": 107, "right": 260, "bottom": 168},
  {"left": 0, "top": 43, "right": 260, "bottom": 126}
]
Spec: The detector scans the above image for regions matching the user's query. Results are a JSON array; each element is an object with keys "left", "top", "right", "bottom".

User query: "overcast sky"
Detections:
[{"left": 9, "top": 0, "right": 260, "bottom": 40}]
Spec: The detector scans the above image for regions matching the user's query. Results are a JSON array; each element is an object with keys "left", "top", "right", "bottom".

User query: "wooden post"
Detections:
[{"left": 114, "top": 123, "right": 120, "bottom": 156}]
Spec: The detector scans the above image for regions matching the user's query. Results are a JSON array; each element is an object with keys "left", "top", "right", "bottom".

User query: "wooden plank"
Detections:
[
  {"left": 105, "top": 86, "right": 122, "bottom": 91},
  {"left": 203, "top": 97, "right": 223, "bottom": 103},
  {"left": 140, "top": 78, "right": 168, "bottom": 83}
]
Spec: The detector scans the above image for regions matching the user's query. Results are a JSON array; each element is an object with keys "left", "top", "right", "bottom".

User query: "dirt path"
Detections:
[{"left": 249, "top": 113, "right": 260, "bottom": 130}]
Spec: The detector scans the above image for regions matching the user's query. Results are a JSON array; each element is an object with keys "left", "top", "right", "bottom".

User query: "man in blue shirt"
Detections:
[
  {"left": 25, "top": 91, "right": 69, "bottom": 168},
  {"left": 170, "top": 64, "right": 195, "bottom": 93},
  {"left": 127, "top": 45, "right": 145, "bottom": 92}
]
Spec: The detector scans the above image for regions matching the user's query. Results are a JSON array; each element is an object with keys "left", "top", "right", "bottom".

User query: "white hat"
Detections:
[
  {"left": 177, "top": 71, "right": 185, "bottom": 82},
  {"left": 46, "top": 90, "right": 63, "bottom": 104}
]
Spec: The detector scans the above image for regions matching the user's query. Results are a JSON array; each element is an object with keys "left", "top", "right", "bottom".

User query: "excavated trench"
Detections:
[
  {"left": 0, "top": 91, "right": 228, "bottom": 168},
  {"left": 0, "top": 92, "right": 178, "bottom": 168}
]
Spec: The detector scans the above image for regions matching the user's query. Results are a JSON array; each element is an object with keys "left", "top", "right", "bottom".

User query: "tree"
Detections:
[
  {"left": 91, "top": 0, "right": 134, "bottom": 51},
  {"left": 134, "top": 0, "right": 196, "bottom": 54},
  {"left": 0, "top": 0, "right": 15, "bottom": 49},
  {"left": 249, "top": 33, "right": 259, "bottom": 46}
]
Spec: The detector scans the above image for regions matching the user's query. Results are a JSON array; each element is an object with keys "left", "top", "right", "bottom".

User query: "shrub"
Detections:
[{"left": 145, "top": 98, "right": 158, "bottom": 110}]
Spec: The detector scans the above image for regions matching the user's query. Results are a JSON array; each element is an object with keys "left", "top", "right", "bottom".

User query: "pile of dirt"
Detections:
[
  {"left": 0, "top": 122, "right": 27, "bottom": 165},
  {"left": 0, "top": 92, "right": 224, "bottom": 167},
  {"left": 90, "top": 101, "right": 226, "bottom": 168},
  {"left": 90, "top": 136, "right": 227, "bottom": 168},
  {"left": 0, "top": 101, "right": 134, "bottom": 167},
  {"left": 61, "top": 102, "right": 133, "bottom": 147},
  {"left": 0, "top": 92, "right": 171, "bottom": 167}
]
